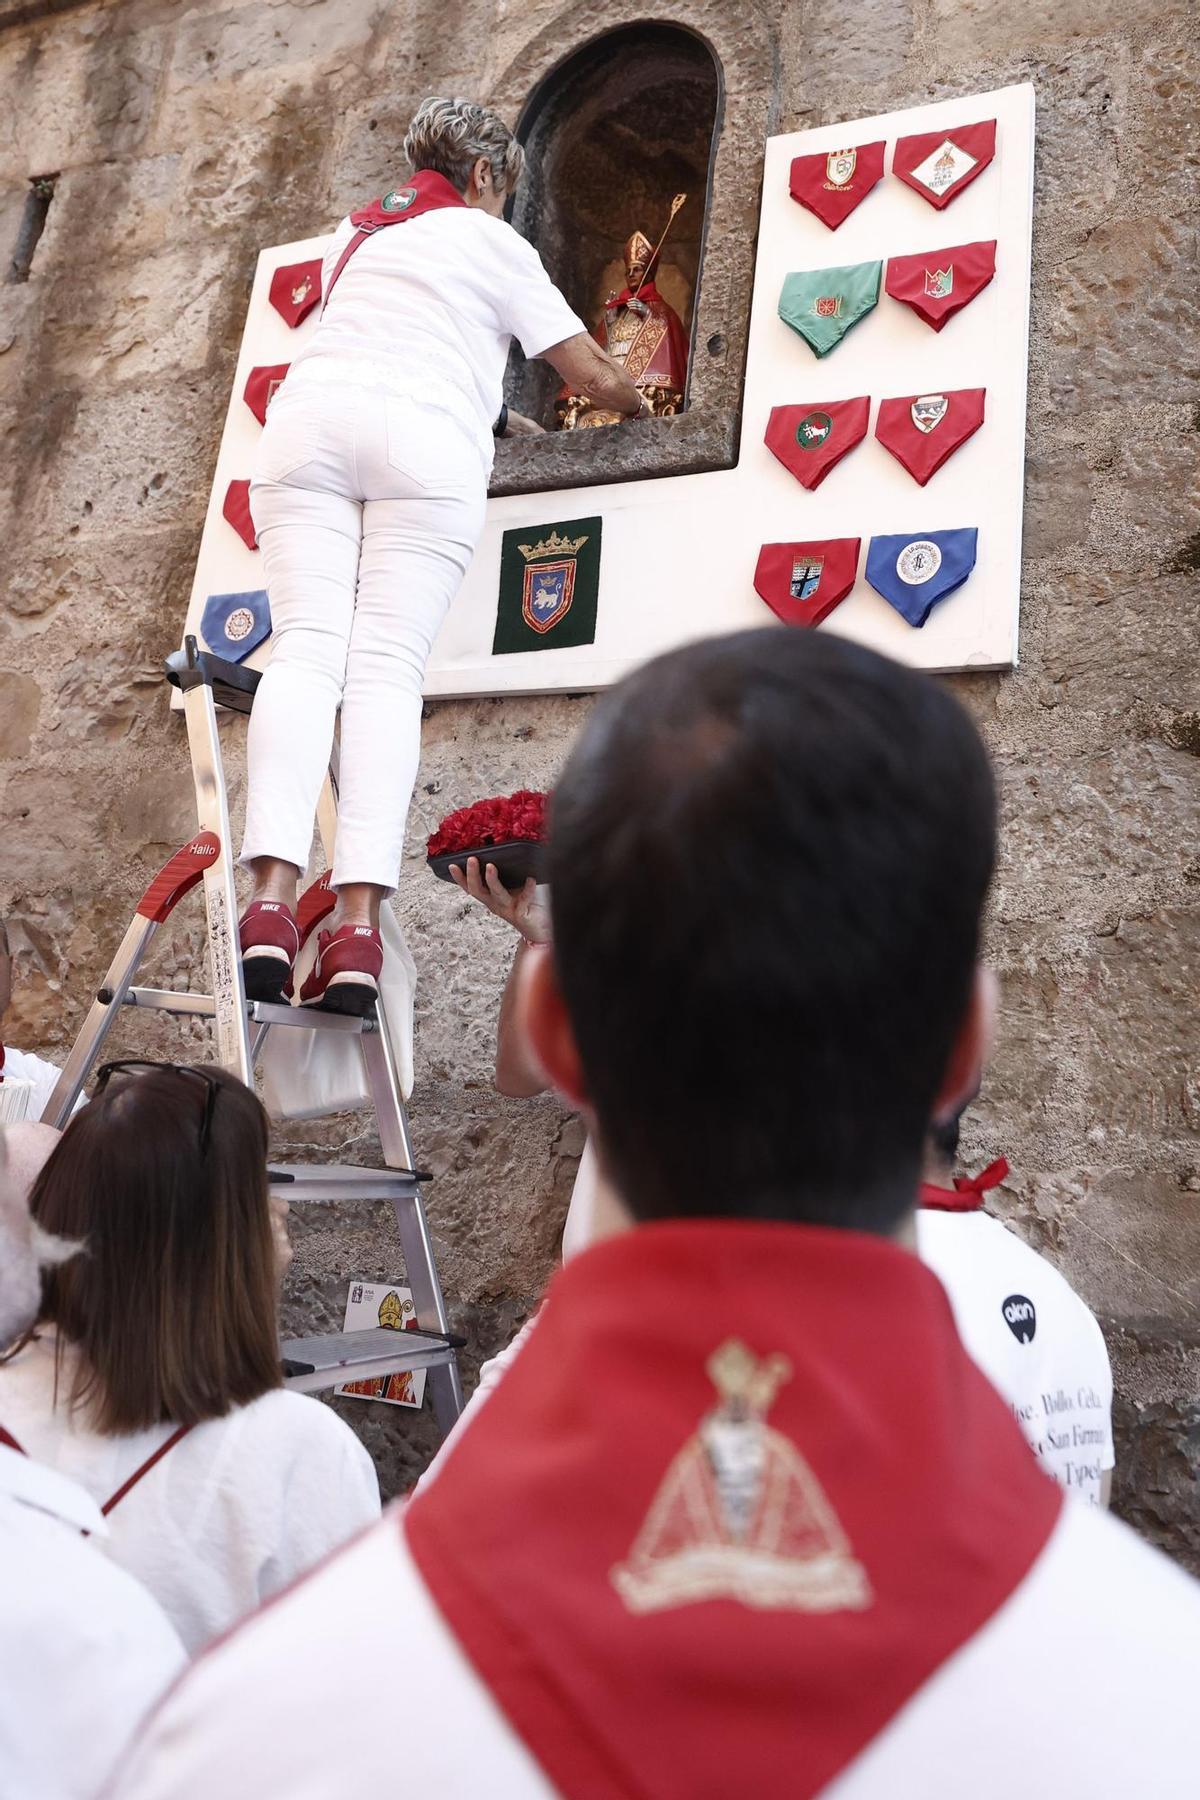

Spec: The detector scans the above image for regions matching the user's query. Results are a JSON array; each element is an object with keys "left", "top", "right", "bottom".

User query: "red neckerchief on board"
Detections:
[
  {"left": 323, "top": 169, "right": 468, "bottom": 311},
  {"left": 405, "top": 1217, "right": 1060, "bottom": 1800},
  {"left": 920, "top": 1156, "right": 1010, "bottom": 1213}
]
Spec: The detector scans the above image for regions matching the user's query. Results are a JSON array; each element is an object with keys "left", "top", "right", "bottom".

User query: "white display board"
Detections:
[{"left": 180, "top": 83, "right": 1034, "bottom": 697}]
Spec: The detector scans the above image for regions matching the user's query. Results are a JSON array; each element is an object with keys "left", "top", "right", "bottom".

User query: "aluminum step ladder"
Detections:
[{"left": 42, "top": 638, "right": 465, "bottom": 1435}]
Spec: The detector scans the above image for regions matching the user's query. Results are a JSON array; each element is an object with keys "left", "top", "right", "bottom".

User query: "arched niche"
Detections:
[
  {"left": 487, "top": 2, "right": 776, "bottom": 499},
  {"left": 506, "top": 23, "right": 721, "bottom": 428}
]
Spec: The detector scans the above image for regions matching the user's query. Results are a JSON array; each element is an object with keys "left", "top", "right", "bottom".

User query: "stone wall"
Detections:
[{"left": 1, "top": 0, "right": 1196, "bottom": 1556}]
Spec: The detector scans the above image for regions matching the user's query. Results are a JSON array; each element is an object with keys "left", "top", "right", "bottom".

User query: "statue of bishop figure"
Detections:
[{"left": 556, "top": 196, "right": 691, "bottom": 430}]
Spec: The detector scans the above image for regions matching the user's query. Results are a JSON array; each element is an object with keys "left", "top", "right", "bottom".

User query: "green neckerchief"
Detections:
[{"left": 778, "top": 261, "right": 882, "bottom": 358}]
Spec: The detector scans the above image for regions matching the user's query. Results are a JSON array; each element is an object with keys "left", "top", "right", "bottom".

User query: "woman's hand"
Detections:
[
  {"left": 503, "top": 409, "right": 546, "bottom": 437},
  {"left": 449, "top": 857, "right": 549, "bottom": 943}
]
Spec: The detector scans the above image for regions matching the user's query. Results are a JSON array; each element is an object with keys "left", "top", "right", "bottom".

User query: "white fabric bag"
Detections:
[{"left": 259, "top": 905, "right": 416, "bottom": 1120}]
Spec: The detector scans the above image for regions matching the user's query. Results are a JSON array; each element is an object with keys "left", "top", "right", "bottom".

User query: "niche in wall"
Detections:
[{"left": 499, "top": 23, "right": 724, "bottom": 484}]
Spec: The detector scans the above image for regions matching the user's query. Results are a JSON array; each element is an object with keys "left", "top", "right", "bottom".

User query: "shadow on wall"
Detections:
[{"left": 506, "top": 22, "right": 721, "bottom": 429}]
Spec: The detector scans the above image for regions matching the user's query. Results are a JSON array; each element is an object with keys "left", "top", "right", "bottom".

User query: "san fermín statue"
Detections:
[{"left": 556, "top": 197, "right": 690, "bottom": 430}]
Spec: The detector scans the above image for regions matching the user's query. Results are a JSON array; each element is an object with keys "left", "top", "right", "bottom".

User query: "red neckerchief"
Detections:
[
  {"left": 405, "top": 1218, "right": 1060, "bottom": 1800},
  {"left": 920, "top": 1156, "right": 1009, "bottom": 1213},
  {"left": 323, "top": 170, "right": 468, "bottom": 310}
]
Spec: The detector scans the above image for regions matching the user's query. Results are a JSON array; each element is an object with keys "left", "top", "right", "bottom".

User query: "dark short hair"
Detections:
[
  {"left": 547, "top": 629, "right": 996, "bottom": 1233},
  {"left": 30, "top": 1065, "right": 281, "bottom": 1432}
]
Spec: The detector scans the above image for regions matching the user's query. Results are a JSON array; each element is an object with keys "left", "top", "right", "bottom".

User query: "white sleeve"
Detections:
[
  {"left": 500, "top": 229, "right": 587, "bottom": 359},
  {"left": 259, "top": 1404, "right": 381, "bottom": 1600}
]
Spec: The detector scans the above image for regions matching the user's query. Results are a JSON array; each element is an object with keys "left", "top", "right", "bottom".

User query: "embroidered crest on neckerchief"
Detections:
[
  {"left": 896, "top": 539, "right": 942, "bottom": 585},
  {"left": 791, "top": 556, "right": 824, "bottom": 600},
  {"left": 911, "top": 395, "right": 948, "bottom": 433},
  {"left": 909, "top": 138, "right": 977, "bottom": 196},
  {"left": 824, "top": 148, "right": 857, "bottom": 189},
  {"left": 797, "top": 410, "right": 833, "bottom": 449},
  {"left": 924, "top": 266, "right": 953, "bottom": 300},
  {"left": 381, "top": 186, "right": 417, "bottom": 212},
  {"left": 611, "top": 1338, "right": 872, "bottom": 1615},
  {"left": 813, "top": 293, "right": 843, "bottom": 318}
]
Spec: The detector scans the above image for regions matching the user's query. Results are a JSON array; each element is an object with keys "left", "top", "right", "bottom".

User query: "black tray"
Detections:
[{"left": 427, "top": 839, "right": 543, "bottom": 891}]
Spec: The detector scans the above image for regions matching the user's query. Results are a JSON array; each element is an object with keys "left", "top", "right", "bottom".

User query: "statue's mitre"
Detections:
[{"left": 518, "top": 530, "right": 589, "bottom": 562}]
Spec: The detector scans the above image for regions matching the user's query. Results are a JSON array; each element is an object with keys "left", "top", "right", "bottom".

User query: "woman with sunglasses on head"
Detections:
[{"left": 0, "top": 1062, "right": 381, "bottom": 1653}]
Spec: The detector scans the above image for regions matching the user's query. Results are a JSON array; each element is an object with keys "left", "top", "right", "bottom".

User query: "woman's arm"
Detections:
[
  {"left": 448, "top": 860, "right": 550, "bottom": 1097},
  {"left": 541, "top": 332, "right": 645, "bottom": 420}
]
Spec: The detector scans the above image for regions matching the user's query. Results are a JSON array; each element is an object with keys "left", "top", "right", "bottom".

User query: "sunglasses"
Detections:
[{"left": 94, "top": 1060, "right": 223, "bottom": 1158}]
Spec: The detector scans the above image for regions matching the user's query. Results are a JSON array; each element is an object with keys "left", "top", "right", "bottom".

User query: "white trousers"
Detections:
[{"left": 242, "top": 381, "right": 487, "bottom": 891}]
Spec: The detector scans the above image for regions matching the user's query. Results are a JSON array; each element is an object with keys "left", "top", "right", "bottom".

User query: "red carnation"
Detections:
[{"left": 426, "top": 789, "right": 548, "bottom": 858}]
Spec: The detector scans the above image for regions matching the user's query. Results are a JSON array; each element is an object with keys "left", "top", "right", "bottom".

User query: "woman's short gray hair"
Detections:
[{"left": 403, "top": 95, "right": 525, "bottom": 196}]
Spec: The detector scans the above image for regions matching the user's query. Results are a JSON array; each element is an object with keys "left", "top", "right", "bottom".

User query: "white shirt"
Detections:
[
  {"left": 111, "top": 1498, "right": 1200, "bottom": 1799},
  {"left": 287, "top": 206, "right": 585, "bottom": 457},
  {"left": 0, "top": 1445, "right": 185, "bottom": 1800},
  {"left": 0, "top": 1333, "right": 382, "bottom": 1652},
  {"left": 0, "top": 1045, "right": 66, "bottom": 1123},
  {"left": 917, "top": 1207, "right": 1115, "bottom": 1502}
]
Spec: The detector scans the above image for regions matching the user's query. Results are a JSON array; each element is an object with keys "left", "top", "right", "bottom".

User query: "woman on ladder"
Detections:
[{"left": 239, "top": 95, "right": 645, "bottom": 1014}]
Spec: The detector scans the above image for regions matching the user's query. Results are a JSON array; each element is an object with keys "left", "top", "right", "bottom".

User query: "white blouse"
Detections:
[
  {"left": 286, "top": 204, "right": 585, "bottom": 458},
  {"left": 0, "top": 1332, "right": 382, "bottom": 1652}
]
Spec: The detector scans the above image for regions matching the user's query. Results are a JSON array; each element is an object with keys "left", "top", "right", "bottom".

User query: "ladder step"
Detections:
[
  {"left": 123, "top": 988, "right": 377, "bottom": 1033},
  {"left": 269, "top": 1163, "right": 430, "bottom": 1201},
  {"left": 280, "top": 1326, "right": 458, "bottom": 1394}
]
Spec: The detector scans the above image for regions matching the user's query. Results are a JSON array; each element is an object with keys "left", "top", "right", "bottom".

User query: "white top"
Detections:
[
  {"left": 559, "top": 1137, "right": 598, "bottom": 1261},
  {"left": 287, "top": 206, "right": 585, "bottom": 458},
  {"left": 916, "top": 1207, "right": 1115, "bottom": 1503},
  {"left": 112, "top": 1496, "right": 1200, "bottom": 1799},
  {"left": 0, "top": 1445, "right": 185, "bottom": 1800},
  {"left": 0, "top": 1332, "right": 382, "bottom": 1652},
  {"left": 0, "top": 1045, "right": 66, "bottom": 1123}
]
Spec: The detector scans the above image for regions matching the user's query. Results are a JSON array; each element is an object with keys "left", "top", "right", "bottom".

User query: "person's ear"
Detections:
[
  {"left": 513, "top": 943, "right": 588, "bottom": 1110},
  {"left": 472, "top": 155, "right": 490, "bottom": 197},
  {"left": 932, "top": 963, "right": 996, "bottom": 1123}
]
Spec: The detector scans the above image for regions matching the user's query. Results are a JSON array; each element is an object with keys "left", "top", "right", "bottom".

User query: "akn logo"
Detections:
[{"left": 1002, "top": 1294, "right": 1036, "bottom": 1344}]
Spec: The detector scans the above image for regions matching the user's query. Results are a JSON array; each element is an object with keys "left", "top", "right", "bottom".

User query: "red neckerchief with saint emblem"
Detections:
[
  {"left": 875, "top": 387, "right": 987, "bottom": 485},
  {"left": 322, "top": 169, "right": 468, "bottom": 311},
  {"left": 754, "top": 537, "right": 860, "bottom": 627},
  {"left": 886, "top": 240, "right": 997, "bottom": 332},
  {"left": 405, "top": 1220, "right": 1061, "bottom": 1800},
  {"left": 920, "top": 1156, "right": 1010, "bottom": 1213},
  {"left": 788, "top": 141, "right": 886, "bottom": 230},
  {"left": 764, "top": 398, "right": 870, "bottom": 491},
  {"left": 892, "top": 120, "right": 997, "bottom": 210},
  {"left": 268, "top": 259, "right": 323, "bottom": 328}
]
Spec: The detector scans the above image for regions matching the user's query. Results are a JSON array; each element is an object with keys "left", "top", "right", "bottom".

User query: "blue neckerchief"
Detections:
[{"left": 865, "top": 529, "right": 978, "bottom": 627}]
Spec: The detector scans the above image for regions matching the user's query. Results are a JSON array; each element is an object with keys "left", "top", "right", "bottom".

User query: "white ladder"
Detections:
[{"left": 43, "top": 638, "right": 465, "bottom": 1436}]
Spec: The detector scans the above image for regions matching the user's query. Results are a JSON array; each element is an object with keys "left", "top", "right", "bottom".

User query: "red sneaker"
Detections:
[
  {"left": 240, "top": 901, "right": 300, "bottom": 1004},
  {"left": 300, "top": 923, "right": 383, "bottom": 1017}
]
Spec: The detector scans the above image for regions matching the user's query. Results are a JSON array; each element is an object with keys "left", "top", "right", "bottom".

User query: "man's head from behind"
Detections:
[{"left": 529, "top": 629, "right": 996, "bottom": 1236}]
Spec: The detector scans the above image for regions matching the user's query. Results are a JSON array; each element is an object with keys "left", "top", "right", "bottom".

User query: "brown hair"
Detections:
[{"left": 29, "top": 1064, "right": 282, "bottom": 1433}]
